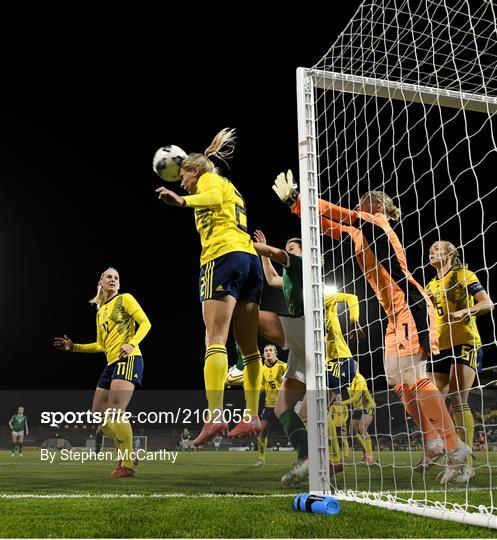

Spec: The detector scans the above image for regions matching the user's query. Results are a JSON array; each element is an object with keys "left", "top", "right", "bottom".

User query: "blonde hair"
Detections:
[
  {"left": 434, "top": 240, "right": 467, "bottom": 270},
  {"left": 90, "top": 267, "right": 119, "bottom": 309},
  {"left": 181, "top": 128, "right": 236, "bottom": 175},
  {"left": 364, "top": 191, "right": 401, "bottom": 221}
]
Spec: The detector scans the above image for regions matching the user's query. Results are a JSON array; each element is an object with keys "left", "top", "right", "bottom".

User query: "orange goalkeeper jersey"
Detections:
[
  {"left": 293, "top": 198, "right": 429, "bottom": 320},
  {"left": 292, "top": 197, "right": 438, "bottom": 356}
]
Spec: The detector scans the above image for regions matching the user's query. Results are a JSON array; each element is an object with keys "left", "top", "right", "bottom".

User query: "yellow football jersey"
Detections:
[
  {"left": 330, "top": 403, "right": 349, "bottom": 427},
  {"left": 261, "top": 360, "right": 286, "bottom": 408},
  {"left": 426, "top": 268, "right": 483, "bottom": 350},
  {"left": 73, "top": 293, "right": 151, "bottom": 365},
  {"left": 183, "top": 172, "right": 257, "bottom": 265},
  {"left": 345, "top": 373, "right": 375, "bottom": 411},
  {"left": 324, "top": 292, "right": 359, "bottom": 362}
]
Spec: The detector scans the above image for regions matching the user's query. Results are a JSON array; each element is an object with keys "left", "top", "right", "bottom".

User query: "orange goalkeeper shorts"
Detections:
[{"left": 385, "top": 302, "right": 439, "bottom": 358}]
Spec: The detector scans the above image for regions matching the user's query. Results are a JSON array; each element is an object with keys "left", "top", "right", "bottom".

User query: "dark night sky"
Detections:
[
  {"left": 1, "top": 6, "right": 364, "bottom": 390},
  {"left": 2, "top": 5, "right": 495, "bottom": 395}
]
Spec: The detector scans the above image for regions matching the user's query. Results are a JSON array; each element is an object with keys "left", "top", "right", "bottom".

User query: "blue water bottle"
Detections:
[{"left": 293, "top": 493, "right": 341, "bottom": 515}]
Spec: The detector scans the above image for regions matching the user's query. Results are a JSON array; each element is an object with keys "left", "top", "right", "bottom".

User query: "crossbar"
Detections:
[{"left": 310, "top": 69, "right": 497, "bottom": 114}]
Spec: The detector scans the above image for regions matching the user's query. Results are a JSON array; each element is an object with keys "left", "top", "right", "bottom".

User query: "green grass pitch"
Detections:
[{"left": 0, "top": 449, "right": 496, "bottom": 538}]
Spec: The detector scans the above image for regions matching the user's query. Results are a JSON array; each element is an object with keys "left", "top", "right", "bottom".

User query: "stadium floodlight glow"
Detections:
[
  {"left": 324, "top": 284, "right": 338, "bottom": 295},
  {"left": 298, "top": 0, "right": 497, "bottom": 529}
]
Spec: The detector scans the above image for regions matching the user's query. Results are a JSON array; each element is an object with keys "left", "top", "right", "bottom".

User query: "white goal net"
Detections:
[{"left": 299, "top": 0, "right": 497, "bottom": 529}]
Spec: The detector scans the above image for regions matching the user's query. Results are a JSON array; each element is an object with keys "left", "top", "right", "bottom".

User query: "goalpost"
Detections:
[{"left": 300, "top": 0, "right": 497, "bottom": 528}]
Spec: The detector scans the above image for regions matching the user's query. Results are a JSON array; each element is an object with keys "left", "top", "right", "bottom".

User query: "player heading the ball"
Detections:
[{"left": 155, "top": 128, "right": 263, "bottom": 445}]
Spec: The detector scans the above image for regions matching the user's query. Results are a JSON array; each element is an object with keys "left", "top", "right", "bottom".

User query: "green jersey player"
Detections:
[
  {"left": 252, "top": 230, "right": 309, "bottom": 486},
  {"left": 9, "top": 407, "right": 29, "bottom": 456}
]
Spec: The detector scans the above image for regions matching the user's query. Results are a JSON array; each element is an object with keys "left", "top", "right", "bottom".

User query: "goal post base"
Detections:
[{"left": 334, "top": 491, "right": 497, "bottom": 530}]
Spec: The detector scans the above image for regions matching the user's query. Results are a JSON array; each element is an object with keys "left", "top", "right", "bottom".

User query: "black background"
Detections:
[
  {"left": 1, "top": 4, "right": 495, "bottom": 395},
  {"left": 1, "top": 6, "right": 362, "bottom": 391}
]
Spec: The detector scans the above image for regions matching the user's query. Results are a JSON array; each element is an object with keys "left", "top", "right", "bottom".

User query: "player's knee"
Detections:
[{"left": 106, "top": 397, "right": 126, "bottom": 411}]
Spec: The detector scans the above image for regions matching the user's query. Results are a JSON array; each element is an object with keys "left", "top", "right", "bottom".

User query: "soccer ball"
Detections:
[{"left": 152, "top": 145, "right": 187, "bottom": 182}]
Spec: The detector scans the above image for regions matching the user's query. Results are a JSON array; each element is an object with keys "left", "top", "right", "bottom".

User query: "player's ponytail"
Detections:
[
  {"left": 90, "top": 267, "right": 119, "bottom": 309},
  {"left": 367, "top": 191, "right": 401, "bottom": 221},
  {"left": 182, "top": 128, "right": 236, "bottom": 175},
  {"left": 204, "top": 127, "right": 236, "bottom": 163},
  {"left": 89, "top": 285, "right": 105, "bottom": 309},
  {"left": 438, "top": 241, "right": 467, "bottom": 270}
]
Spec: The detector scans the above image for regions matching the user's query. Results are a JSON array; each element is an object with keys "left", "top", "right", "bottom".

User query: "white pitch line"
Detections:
[
  {"left": 0, "top": 493, "right": 293, "bottom": 499},
  {"left": 0, "top": 488, "right": 493, "bottom": 499}
]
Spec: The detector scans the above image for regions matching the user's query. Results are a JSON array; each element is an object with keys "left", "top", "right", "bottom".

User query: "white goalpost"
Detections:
[{"left": 300, "top": 0, "right": 497, "bottom": 529}]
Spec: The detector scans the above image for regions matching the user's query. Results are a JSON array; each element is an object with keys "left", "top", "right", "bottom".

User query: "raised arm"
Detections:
[
  {"left": 291, "top": 197, "right": 353, "bottom": 240},
  {"left": 336, "top": 292, "right": 366, "bottom": 341},
  {"left": 253, "top": 230, "right": 285, "bottom": 289},
  {"left": 314, "top": 198, "right": 360, "bottom": 225},
  {"left": 259, "top": 256, "right": 284, "bottom": 289},
  {"left": 272, "top": 169, "right": 361, "bottom": 225},
  {"left": 182, "top": 183, "right": 223, "bottom": 208},
  {"left": 156, "top": 173, "right": 223, "bottom": 209}
]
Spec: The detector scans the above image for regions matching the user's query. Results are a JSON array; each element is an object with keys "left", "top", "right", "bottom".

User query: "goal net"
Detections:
[{"left": 299, "top": 0, "right": 497, "bottom": 529}]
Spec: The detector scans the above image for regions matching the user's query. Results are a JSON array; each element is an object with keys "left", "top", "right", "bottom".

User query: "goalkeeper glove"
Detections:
[{"left": 272, "top": 169, "right": 299, "bottom": 205}]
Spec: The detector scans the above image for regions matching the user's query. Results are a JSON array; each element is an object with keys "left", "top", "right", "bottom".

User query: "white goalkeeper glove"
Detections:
[{"left": 272, "top": 169, "right": 299, "bottom": 205}]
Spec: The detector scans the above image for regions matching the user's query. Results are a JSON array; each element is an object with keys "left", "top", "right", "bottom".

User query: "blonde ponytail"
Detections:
[
  {"left": 89, "top": 286, "right": 105, "bottom": 310},
  {"left": 366, "top": 191, "right": 401, "bottom": 221},
  {"left": 204, "top": 128, "right": 236, "bottom": 163},
  {"left": 89, "top": 267, "right": 119, "bottom": 309},
  {"left": 181, "top": 128, "right": 237, "bottom": 175}
]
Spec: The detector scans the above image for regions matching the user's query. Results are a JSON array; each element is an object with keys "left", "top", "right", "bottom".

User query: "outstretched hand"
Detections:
[
  {"left": 54, "top": 334, "right": 74, "bottom": 351},
  {"left": 156, "top": 187, "right": 186, "bottom": 207},
  {"left": 272, "top": 169, "right": 299, "bottom": 205},
  {"left": 253, "top": 230, "right": 267, "bottom": 245}
]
